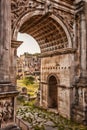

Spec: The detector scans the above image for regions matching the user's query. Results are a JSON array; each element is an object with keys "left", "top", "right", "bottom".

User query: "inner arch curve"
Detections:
[{"left": 12, "top": 12, "right": 72, "bottom": 53}]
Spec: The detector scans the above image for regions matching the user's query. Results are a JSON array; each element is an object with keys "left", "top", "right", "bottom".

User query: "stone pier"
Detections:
[
  {"left": 0, "top": 0, "right": 19, "bottom": 128},
  {"left": 72, "top": 1, "right": 87, "bottom": 125}
]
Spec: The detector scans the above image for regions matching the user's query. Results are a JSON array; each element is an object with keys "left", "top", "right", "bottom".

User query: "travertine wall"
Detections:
[{"left": 41, "top": 53, "right": 75, "bottom": 118}]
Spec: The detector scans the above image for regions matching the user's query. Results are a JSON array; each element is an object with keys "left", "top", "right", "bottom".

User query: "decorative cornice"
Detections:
[
  {"left": 52, "top": 0, "right": 75, "bottom": 14},
  {"left": 39, "top": 48, "right": 76, "bottom": 58},
  {"left": 40, "top": 81, "right": 48, "bottom": 85},
  {"left": 58, "top": 85, "right": 74, "bottom": 89},
  {"left": 75, "top": 1, "right": 85, "bottom": 14},
  {"left": 11, "top": 40, "right": 23, "bottom": 48},
  {"left": 0, "top": 91, "right": 19, "bottom": 98}
]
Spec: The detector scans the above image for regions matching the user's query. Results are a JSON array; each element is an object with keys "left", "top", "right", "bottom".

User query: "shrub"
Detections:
[{"left": 23, "top": 76, "right": 35, "bottom": 86}]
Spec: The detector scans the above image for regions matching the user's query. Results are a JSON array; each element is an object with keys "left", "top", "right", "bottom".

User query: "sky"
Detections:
[{"left": 17, "top": 33, "right": 40, "bottom": 57}]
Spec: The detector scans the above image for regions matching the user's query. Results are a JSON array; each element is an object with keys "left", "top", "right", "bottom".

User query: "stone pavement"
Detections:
[{"left": 16, "top": 106, "right": 87, "bottom": 130}]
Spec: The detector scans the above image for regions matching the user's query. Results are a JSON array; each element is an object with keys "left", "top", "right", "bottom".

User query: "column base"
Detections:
[
  {"left": 76, "top": 76, "right": 87, "bottom": 87},
  {"left": 0, "top": 82, "right": 19, "bottom": 128},
  {"left": 72, "top": 105, "right": 87, "bottom": 125},
  {"left": 72, "top": 76, "right": 87, "bottom": 125}
]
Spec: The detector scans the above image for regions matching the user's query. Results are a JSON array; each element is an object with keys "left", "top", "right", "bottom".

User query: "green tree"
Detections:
[{"left": 23, "top": 76, "right": 35, "bottom": 86}]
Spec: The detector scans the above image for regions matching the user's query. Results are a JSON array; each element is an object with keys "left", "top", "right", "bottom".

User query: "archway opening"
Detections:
[
  {"left": 13, "top": 13, "right": 71, "bottom": 109},
  {"left": 48, "top": 75, "right": 58, "bottom": 109},
  {"left": 16, "top": 32, "right": 41, "bottom": 100},
  {"left": 17, "top": 32, "right": 41, "bottom": 78},
  {"left": 17, "top": 32, "right": 41, "bottom": 56}
]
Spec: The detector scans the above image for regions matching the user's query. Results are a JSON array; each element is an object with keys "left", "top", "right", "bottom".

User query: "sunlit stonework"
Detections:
[{"left": 0, "top": 0, "right": 87, "bottom": 129}]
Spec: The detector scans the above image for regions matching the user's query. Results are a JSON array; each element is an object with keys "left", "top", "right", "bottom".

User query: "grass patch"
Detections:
[{"left": 17, "top": 80, "right": 39, "bottom": 97}]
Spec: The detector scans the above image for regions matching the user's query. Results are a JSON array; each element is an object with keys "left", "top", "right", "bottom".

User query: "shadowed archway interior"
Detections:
[
  {"left": 19, "top": 14, "right": 68, "bottom": 56},
  {"left": 48, "top": 75, "right": 58, "bottom": 109}
]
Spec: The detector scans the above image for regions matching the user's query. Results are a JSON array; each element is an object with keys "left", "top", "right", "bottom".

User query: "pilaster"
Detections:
[
  {"left": 0, "top": 0, "right": 11, "bottom": 82},
  {"left": 80, "top": 11, "right": 87, "bottom": 77},
  {"left": 0, "top": 0, "right": 19, "bottom": 128},
  {"left": 72, "top": 0, "right": 87, "bottom": 125}
]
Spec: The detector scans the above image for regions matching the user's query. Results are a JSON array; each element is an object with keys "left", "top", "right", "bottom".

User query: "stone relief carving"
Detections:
[
  {"left": 0, "top": 98, "right": 14, "bottom": 127},
  {"left": 53, "top": 9, "right": 74, "bottom": 38},
  {"left": 84, "top": 90, "right": 87, "bottom": 104},
  {"left": 11, "top": 0, "right": 52, "bottom": 28},
  {"left": 11, "top": 0, "right": 33, "bottom": 27},
  {"left": 11, "top": 0, "right": 74, "bottom": 35}
]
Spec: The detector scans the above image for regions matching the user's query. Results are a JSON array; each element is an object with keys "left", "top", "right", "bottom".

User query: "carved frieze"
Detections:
[
  {"left": 11, "top": 0, "right": 74, "bottom": 34},
  {"left": 84, "top": 90, "right": 87, "bottom": 104},
  {"left": 11, "top": 0, "right": 75, "bottom": 56},
  {"left": 11, "top": 0, "right": 52, "bottom": 28},
  {"left": 0, "top": 98, "right": 14, "bottom": 128}
]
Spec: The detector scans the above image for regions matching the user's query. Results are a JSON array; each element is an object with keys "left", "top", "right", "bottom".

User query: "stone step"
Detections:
[{"left": 0, "top": 125, "right": 21, "bottom": 130}]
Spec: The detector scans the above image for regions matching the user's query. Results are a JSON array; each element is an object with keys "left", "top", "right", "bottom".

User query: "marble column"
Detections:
[
  {"left": 80, "top": 11, "right": 87, "bottom": 77},
  {"left": 0, "top": 0, "right": 11, "bottom": 82}
]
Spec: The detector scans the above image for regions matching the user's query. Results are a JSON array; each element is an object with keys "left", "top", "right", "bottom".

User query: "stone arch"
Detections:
[
  {"left": 12, "top": 11, "right": 72, "bottom": 49},
  {"left": 12, "top": 10, "right": 44, "bottom": 39},
  {"left": 47, "top": 74, "right": 59, "bottom": 109},
  {"left": 47, "top": 73, "right": 60, "bottom": 84},
  {"left": 50, "top": 14, "right": 72, "bottom": 48}
]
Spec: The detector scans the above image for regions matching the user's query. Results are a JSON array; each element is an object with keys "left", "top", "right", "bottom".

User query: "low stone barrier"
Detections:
[
  {"left": 15, "top": 116, "right": 30, "bottom": 130},
  {"left": 0, "top": 124, "right": 20, "bottom": 130}
]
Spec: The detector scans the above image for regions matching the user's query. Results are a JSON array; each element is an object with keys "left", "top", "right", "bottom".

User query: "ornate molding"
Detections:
[
  {"left": 11, "top": 40, "right": 23, "bottom": 48},
  {"left": 11, "top": 0, "right": 74, "bottom": 37},
  {"left": 53, "top": 9, "right": 74, "bottom": 39},
  {"left": 11, "top": 0, "right": 53, "bottom": 28},
  {"left": 11, "top": 1, "right": 75, "bottom": 59},
  {"left": 39, "top": 48, "right": 76, "bottom": 58},
  {"left": 75, "top": 0, "right": 85, "bottom": 14}
]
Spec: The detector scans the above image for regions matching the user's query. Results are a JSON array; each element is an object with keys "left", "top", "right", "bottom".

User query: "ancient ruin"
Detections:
[{"left": 0, "top": 0, "right": 87, "bottom": 128}]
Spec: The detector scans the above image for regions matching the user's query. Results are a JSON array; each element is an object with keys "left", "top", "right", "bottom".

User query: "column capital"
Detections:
[{"left": 11, "top": 40, "right": 23, "bottom": 49}]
